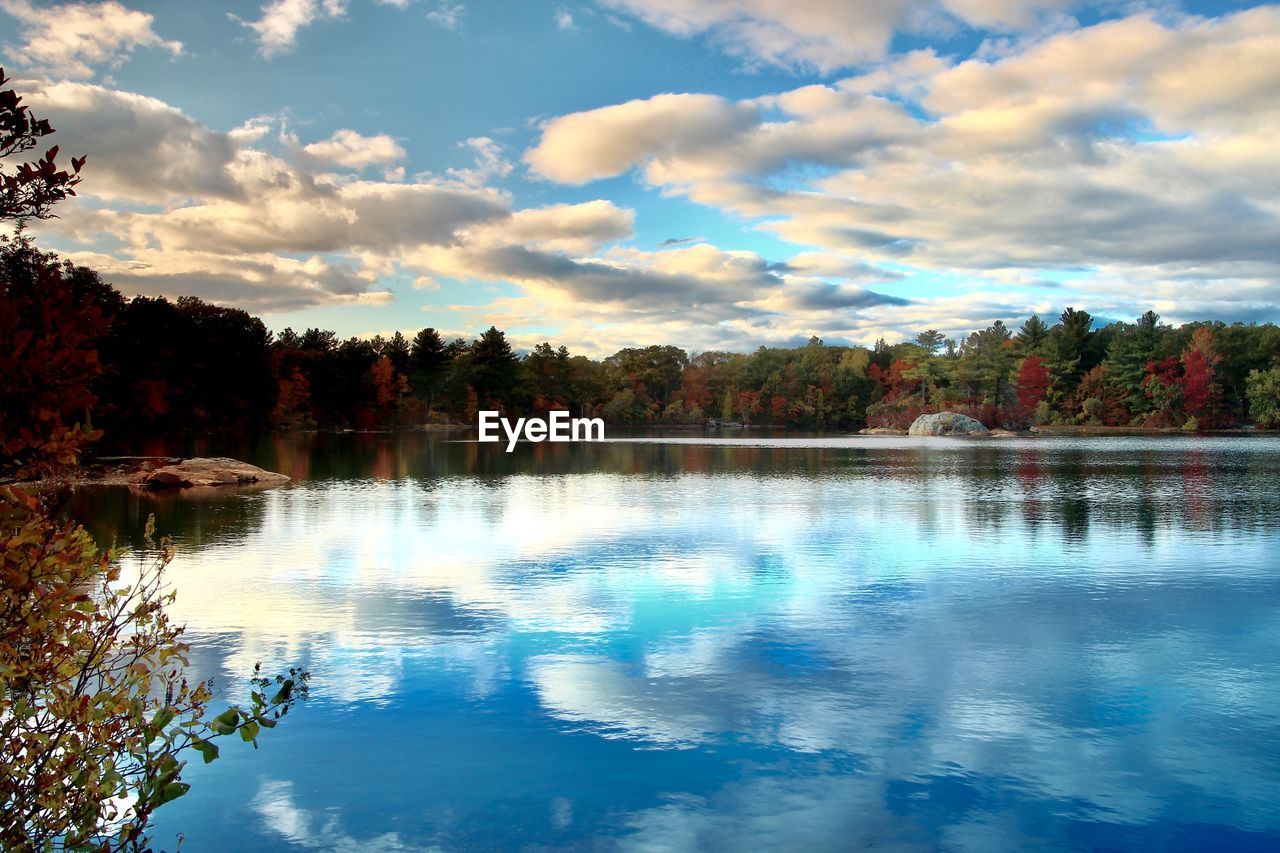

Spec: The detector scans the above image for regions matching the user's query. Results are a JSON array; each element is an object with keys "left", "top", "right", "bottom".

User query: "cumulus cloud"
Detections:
[
  {"left": 20, "top": 80, "right": 240, "bottom": 202},
  {"left": 65, "top": 248, "right": 393, "bottom": 313},
  {"left": 526, "top": 93, "right": 761, "bottom": 184},
  {"left": 527, "top": 6, "right": 1280, "bottom": 330},
  {"left": 21, "top": 81, "right": 649, "bottom": 319},
  {"left": 496, "top": 200, "right": 635, "bottom": 253},
  {"left": 597, "top": 0, "right": 1076, "bottom": 73},
  {"left": 237, "top": 0, "right": 348, "bottom": 57},
  {"left": 0, "top": 0, "right": 181, "bottom": 79},
  {"left": 25, "top": 6, "right": 1280, "bottom": 349},
  {"left": 302, "top": 128, "right": 407, "bottom": 169}
]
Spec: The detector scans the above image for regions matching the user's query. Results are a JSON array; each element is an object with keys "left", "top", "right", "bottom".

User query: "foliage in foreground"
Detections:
[{"left": 0, "top": 491, "right": 309, "bottom": 851}]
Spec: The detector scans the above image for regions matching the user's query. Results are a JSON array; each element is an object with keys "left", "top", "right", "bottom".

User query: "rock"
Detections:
[
  {"left": 130, "top": 457, "right": 290, "bottom": 490},
  {"left": 859, "top": 427, "right": 907, "bottom": 435},
  {"left": 907, "top": 412, "right": 990, "bottom": 436},
  {"left": 988, "top": 428, "right": 1022, "bottom": 437}
]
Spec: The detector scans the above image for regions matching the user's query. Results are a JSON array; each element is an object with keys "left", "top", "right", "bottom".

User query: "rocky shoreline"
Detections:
[{"left": 32, "top": 456, "right": 291, "bottom": 490}]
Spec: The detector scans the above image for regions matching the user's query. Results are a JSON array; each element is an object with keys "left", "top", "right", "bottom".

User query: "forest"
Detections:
[{"left": 4, "top": 234, "right": 1280, "bottom": 451}]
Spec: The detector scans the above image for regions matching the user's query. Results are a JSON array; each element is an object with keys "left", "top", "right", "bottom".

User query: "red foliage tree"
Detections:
[
  {"left": 1142, "top": 357, "right": 1183, "bottom": 426},
  {"left": 1179, "top": 327, "right": 1222, "bottom": 427},
  {"left": 1015, "top": 354, "right": 1050, "bottom": 412},
  {"left": 0, "top": 238, "right": 113, "bottom": 479}
]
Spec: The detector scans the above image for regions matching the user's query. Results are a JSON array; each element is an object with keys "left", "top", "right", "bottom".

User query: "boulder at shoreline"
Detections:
[
  {"left": 908, "top": 412, "right": 990, "bottom": 436},
  {"left": 128, "top": 457, "right": 290, "bottom": 490}
]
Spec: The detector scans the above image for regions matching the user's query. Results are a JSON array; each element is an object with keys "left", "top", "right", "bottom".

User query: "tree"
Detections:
[
  {"left": 1, "top": 68, "right": 85, "bottom": 221},
  {"left": 0, "top": 237, "right": 115, "bottom": 480},
  {"left": 369, "top": 355, "right": 402, "bottom": 409},
  {"left": 1075, "top": 365, "right": 1127, "bottom": 426},
  {"left": 1105, "top": 310, "right": 1166, "bottom": 416},
  {"left": 1044, "top": 307, "right": 1095, "bottom": 407},
  {"left": 1143, "top": 356, "right": 1183, "bottom": 426},
  {"left": 385, "top": 330, "right": 410, "bottom": 374},
  {"left": 604, "top": 345, "right": 689, "bottom": 409},
  {"left": 1015, "top": 354, "right": 1051, "bottom": 415},
  {"left": 1016, "top": 314, "right": 1050, "bottom": 355},
  {"left": 956, "top": 320, "right": 1014, "bottom": 410},
  {"left": 915, "top": 329, "right": 945, "bottom": 353},
  {"left": 469, "top": 326, "right": 519, "bottom": 407},
  {"left": 1246, "top": 366, "right": 1280, "bottom": 428},
  {"left": 407, "top": 328, "right": 449, "bottom": 406},
  {"left": 1178, "top": 326, "right": 1222, "bottom": 427}
]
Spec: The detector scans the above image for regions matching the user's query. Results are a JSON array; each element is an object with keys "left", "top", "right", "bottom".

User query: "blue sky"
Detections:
[{"left": 3, "top": 0, "right": 1278, "bottom": 353}]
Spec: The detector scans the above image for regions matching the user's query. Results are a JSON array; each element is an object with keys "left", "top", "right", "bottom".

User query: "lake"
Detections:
[{"left": 66, "top": 432, "right": 1280, "bottom": 851}]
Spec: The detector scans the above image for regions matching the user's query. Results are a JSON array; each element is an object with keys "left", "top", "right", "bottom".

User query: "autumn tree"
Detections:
[
  {"left": 1143, "top": 356, "right": 1184, "bottom": 426},
  {"left": 1, "top": 68, "right": 85, "bottom": 221},
  {"left": 1015, "top": 354, "right": 1051, "bottom": 415},
  {"left": 1179, "top": 327, "right": 1222, "bottom": 428},
  {"left": 1, "top": 73, "right": 306, "bottom": 851},
  {"left": 0, "top": 505, "right": 308, "bottom": 850},
  {"left": 0, "top": 237, "right": 116, "bottom": 480}
]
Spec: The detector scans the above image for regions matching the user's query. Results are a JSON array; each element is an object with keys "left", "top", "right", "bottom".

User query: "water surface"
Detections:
[{"left": 67, "top": 433, "right": 1280, "bottom": 851}]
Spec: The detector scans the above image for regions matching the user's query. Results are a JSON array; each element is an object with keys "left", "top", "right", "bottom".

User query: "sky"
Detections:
[{"left": 3, "top": 0, "right": 1278, "bottom": 355}]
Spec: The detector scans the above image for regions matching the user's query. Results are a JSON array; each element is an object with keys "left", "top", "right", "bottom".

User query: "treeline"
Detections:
[{"left": 6, "top": 236, "right": 1280, "bottom": 450}]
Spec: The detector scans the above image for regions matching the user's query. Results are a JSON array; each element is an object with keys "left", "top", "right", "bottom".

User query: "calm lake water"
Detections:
[{"left": 66, "top": 432, "right": 1280, "bottom": 851}]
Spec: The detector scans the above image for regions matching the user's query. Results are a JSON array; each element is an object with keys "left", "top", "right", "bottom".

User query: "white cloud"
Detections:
[
  {"left": 555, "top": 6, "right": 579, "bottom": 30},
  {"left": 22, "top": 6, "right": 1280, "bottom": 348},
  {"left": 0, "top": 0, "right": 181, "bottom": 79},
  {"left": 237, "top": 0, "right": 433, "bottom": 55},
  {"left": 525, "top": 93, "right": 761, "bottom": 184},
  {"left": 303, "top": 128, "right": 407, "bottom": 169},
  {"left": 20, "top": 80, "right": 240, "bottom": 202},
  {"left": 237, "top": 0, "right": 348, "bottom": 57},
  {"left": 425, "top": 1, "right": 465, "bottom": 29},
  {"left": 21, "top": 81, "right": 648, "bottom": 319},
  {"left": 439, "top": 136, "right": 513, "bottom": 188},
  {"left": 597, "top": 0, "right": 1077, "bottom": 74},
  {"left": 528, "top": 8, "right": 1280, "bottom": 295}
]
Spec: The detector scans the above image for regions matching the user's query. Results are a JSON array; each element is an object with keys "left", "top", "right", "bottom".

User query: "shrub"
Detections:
[{"left": 0, "top": 490, "right": 308, "bottom": 850}]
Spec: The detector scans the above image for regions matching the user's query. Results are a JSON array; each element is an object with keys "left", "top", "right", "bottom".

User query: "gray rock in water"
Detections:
[
  {"left": 129, "top": 457, "right": 290, "bottom": 489},
  {"left": 907, "top": 412, "right": 990, "bottom": 436}
]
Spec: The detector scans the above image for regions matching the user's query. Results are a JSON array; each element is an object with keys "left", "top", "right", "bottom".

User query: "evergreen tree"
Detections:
[
  {"left": 1104, "top": 310, "right": 1165, "bottom": 416},
  {"left": 408, "top": 328, "right": 448, "bottom": 405},
  {"left": 386, "top": 331, "right": 410, "bottom": 373},
  {"left": 1016, "top": 314, "right": 1049, "bottom": 354},
  {"left": 1044, "top": 308, "right": 1095, "bottom": 407},
  {"left": 469, "top": 326, "right": 519, "bottom": 406},
  {"left": 915, "top": 329, "right": 945, "bottom": 353}
]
